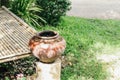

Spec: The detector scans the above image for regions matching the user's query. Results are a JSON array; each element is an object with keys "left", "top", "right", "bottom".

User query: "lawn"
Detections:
[
  {"left": 0, "top": 16, "right": 120, "bottom": 80},
  {"left": 37, "top": 16, "right": 120, "bottom": 80}
]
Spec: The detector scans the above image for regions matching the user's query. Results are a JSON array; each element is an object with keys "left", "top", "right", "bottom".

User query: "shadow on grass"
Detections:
[
  {"left": 59, "top": 16, "right": 120, "bottom": 80},
  {"left": 61, "top": 50, "right": 107, "bottom": 80}
]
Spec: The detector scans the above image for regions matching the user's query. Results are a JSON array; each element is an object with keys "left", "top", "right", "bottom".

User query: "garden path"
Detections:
[
  {"left": 97, "top": 45, "right": 120, "bottom": 80},
  {"left": 67, "top": 0, "right": 120, "bottom": 19}
]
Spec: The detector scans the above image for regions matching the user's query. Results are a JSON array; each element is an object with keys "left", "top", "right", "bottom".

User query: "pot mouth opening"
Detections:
[{"left": 38, "top": 30, "right": 58, "bottom": 39}]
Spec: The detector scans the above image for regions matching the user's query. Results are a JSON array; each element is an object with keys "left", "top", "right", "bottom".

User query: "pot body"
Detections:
[{"left": 29, "top": 31, "right": 66, "bottom": 63}]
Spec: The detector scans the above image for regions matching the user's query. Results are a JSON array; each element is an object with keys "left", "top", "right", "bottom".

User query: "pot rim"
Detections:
[{"left": 37, "top": 30, "right": 59, "bottom": 39}]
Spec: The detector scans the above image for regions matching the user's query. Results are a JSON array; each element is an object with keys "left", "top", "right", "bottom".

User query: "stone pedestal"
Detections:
[{"left": 36, "top": 59, "right": 61, "bottom": 80}]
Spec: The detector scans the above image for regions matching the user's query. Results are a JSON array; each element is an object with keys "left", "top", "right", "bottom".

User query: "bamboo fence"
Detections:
[{"left": 0, "top": 6, "right": 36, "bottom": 63}]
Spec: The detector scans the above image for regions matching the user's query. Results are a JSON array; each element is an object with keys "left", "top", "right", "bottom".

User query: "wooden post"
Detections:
[{"left": 36, "top": 59, "right": 61, "bottom": 80}]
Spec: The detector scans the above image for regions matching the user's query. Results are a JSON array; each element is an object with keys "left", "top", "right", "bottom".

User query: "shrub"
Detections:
[
  {"left": 10, "top": 0, "right": 46, "bottom": 29},
  {"left": 1, "top": 0, "right": 10, "bottom": 7},
  {"left": 36, "top": 0, "right": 71, "bottom": 26},
  {"left": 0, "top": 56, "right": 38, "bottom": 79}
]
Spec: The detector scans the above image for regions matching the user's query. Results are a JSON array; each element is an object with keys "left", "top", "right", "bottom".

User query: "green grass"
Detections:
[
  {"left": 37, "top": 16, "right": 120, "bottom": 80},
  {"left": 1, "top": 16, "right": 120, "bottom": 80}
]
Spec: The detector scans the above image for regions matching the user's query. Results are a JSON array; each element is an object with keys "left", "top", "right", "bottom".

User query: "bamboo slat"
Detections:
[{"left": 0, "top": 6, "right": 36, "bottom": 63}]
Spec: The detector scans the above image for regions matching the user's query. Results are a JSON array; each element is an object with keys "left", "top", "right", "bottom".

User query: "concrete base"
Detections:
[{"left": 36, "top": 59, "right": 61, "bottom": 80}]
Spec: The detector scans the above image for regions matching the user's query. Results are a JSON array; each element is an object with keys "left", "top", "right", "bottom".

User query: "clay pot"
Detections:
[{"left": 29, "top": 30, "right": 66, "bottom": 63}]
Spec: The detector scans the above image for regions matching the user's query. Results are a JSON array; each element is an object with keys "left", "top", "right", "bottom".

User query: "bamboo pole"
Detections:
[{"left": 2, "top": 6, "right": 37, "bottom": 33}]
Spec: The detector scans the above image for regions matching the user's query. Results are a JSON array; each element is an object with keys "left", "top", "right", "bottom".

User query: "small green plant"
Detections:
[
  {"left": 36, "top": 0, "right": 71, "bottom": 26},
  {"left": 10, "top": 0, "right": 46, "bottom": 29},
  {"left": 5, "top": 77, "right": 9, "bottom": 80}
]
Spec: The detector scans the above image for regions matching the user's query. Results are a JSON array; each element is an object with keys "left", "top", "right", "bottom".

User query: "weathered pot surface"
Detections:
[{"left": 29, "top": 30, "right": 66, "bottom": 63}]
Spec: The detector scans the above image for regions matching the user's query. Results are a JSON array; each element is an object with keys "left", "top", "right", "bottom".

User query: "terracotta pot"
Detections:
[{"left": 29, "top": 30, "right": 66, "bottom": 63}]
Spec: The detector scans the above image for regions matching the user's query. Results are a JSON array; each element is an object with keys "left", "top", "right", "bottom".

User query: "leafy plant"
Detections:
[
  {"left": 1, "top": 0, "right": 10, "bottom": 7},
  {"left": 36, "top": 0, "right": 71, "bottom": 26},
  {"left": 10, "top": 0, "right": 46, "bottom": 29},
  {"left": 0, "top": 56, "right": 37, "bottom": 79}
]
